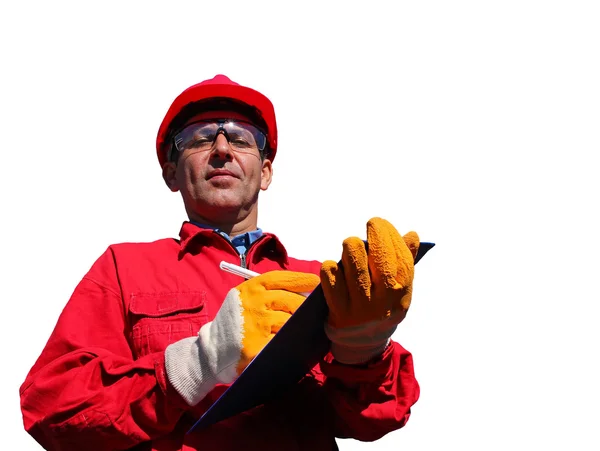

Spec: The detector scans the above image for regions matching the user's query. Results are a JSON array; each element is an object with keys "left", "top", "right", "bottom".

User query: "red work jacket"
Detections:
[{"left": 20, "top": 222, "right": 420, "bottom": 451}]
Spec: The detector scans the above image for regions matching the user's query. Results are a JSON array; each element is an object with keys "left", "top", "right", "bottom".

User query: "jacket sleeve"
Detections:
[
  {"left": 19, "top": 248, "right": 188, "bottom": 451},
  {"left": 319, "top": 340, "right": 420, "bottom": 441}
]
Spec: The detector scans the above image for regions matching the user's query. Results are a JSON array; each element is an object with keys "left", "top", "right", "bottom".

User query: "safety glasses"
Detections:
[{"left": 171, "top": 119, "right": 267, "bottom": 160}]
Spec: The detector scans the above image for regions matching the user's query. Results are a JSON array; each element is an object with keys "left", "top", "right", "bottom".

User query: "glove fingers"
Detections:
[
  {"left": 259, "top": 270, "right": 320, "bottom": 294},
  {"left": 268, "top": 310, "right": 293, "bottom": 333},
  {"left": 341, "top": 237, "right": 371, "bottom": 302},
  {"left": 264, "top": 290, "right": 307, "bottom": 315},
  {"left": 321, "top": 260, "right": 350, "bottom": 328},
  {"left": 335, "top": 236, "right": 375, "bottom": 326},
  {"left": 403, "top": 231, "right": 420, "bottom": 261},
  {"left": 367, "top": 217, "right": 414, "bottom": 290}
]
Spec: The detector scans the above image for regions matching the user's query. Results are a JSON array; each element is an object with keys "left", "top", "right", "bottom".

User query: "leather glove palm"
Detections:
[
  {"left": 166, "top": 270, "right": 320, "bottom": 406},
  {"left": 321, "top": 217, "right": 419, "bottom": 364}
]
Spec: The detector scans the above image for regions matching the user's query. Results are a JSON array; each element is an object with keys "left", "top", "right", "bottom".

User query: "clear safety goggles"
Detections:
[{"left": 171, "top": 119, "right": 267, "bottom": 158}]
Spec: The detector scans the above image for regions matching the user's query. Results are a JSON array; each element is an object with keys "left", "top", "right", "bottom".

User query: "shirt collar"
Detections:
[
  {"left": 189, "top": 221, "right": 262, "bottom": 240},
  {"left": 178, "top": 221, "right": 284, "bottom": 260},
  {"left": 189, "top": 221, "right": 263, "bottom": 255}
]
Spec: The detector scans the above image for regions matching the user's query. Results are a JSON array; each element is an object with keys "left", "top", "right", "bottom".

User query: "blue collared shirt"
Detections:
[{"left": 191, "top": 221, "right": 263, "bottom": 256}]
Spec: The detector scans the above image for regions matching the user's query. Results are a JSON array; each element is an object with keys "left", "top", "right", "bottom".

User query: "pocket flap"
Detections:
[{"left": 129, "top": 291, "right": 205, "bottom": 317}]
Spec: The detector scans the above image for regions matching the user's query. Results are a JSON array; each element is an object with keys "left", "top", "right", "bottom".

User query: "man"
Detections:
[{"left": 20, "top": 74, "right": 421, "bottom": 450}]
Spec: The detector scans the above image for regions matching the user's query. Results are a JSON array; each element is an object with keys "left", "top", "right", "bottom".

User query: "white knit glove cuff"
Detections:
[
  {"left": 165, "top": 307, "right": 242, "bottom": 406},
  {"left": 165, "top": 334, "right": 220, "bottom": 406},
  {"left": 324, "top": 319, "right": 398, "bottom": 365}
]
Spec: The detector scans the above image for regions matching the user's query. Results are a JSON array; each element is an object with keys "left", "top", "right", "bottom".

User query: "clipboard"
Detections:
[{"left": 188, "top": 242, "right": 435, "bottom": 432}]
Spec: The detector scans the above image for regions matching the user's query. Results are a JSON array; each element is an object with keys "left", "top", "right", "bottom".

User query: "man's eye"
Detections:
[
  {"left": 189, "top": 137, "right": 212, "bottom": 147},
  {"left": 229, "top": 133, "right": 254, "bottom": 147},
  {"left": 231, "top": 138, "right": 252, "bottom": 146}
]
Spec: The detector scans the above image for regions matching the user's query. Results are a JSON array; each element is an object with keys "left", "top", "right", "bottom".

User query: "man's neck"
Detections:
[{"left": 187, "top": 211, "right": 259, "bottom": 237}]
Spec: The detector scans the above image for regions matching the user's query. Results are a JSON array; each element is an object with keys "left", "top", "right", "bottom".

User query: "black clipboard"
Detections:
[{"left": 188, "top": 242, "right": 435, "bottom": 432}]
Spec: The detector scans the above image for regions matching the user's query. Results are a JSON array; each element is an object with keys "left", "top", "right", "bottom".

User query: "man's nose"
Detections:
[{"left": 210, "top": 132, "right": 233, "bottom": 160}]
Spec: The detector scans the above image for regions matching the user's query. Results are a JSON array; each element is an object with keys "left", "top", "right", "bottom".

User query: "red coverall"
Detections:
[{"left": 20, "top": 222, "right": 420, "bottom": 450}]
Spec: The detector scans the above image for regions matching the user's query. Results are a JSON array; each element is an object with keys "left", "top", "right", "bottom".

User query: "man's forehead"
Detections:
[{"left": 183, "top": 110, "right": 255, "bottom": 127}]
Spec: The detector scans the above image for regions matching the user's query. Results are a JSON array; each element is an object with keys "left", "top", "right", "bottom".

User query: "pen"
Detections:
[
  {"left": 219, "top": 261, "right": 261, "bottom": 279},
  {"left": 219, "top": 261, "right": 312, "bottom": 297}
]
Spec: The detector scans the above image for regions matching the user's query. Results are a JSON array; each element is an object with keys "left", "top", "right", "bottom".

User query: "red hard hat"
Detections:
[{"left": 156, "top": 74, "right": 278, "bottom": 167}]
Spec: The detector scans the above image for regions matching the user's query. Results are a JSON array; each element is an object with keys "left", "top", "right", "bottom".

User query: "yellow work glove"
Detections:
[
  {"left": 320, "top": 217, "right": 419, "bottom": 364},
  {"left": 165, "top": 270, "right": 320, "bottom": 406}
]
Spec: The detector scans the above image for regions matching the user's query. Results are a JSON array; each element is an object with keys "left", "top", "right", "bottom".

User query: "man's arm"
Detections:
[
  {"left": 317, "top": 217, "right": 422, "bottom": 441},
  {"left": 319, "top": 340, "right": 419, "bottom": 441},
  {"left": 19, "top": 248, "right": 187, "bottom": 451}
]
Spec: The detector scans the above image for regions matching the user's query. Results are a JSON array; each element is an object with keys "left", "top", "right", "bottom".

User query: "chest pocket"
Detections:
[{"left": 129, "top": 291, "right": 208, "bottom": 359}]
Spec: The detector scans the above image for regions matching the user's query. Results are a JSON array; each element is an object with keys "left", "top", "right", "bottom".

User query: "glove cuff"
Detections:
[
  {"left": 329, "top": 339, "right": 391, "bottom": 365},
  {"left": 165, "top": 334, "right": 219, "bottom": 406},
  {"left": 324, "top": 318, "right": 399, "bottom": 365},
  {"left": 165, "top": 293, "right": 245, "bottom": 407}
]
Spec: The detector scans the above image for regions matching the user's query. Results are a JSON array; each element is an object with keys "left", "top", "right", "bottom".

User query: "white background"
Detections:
[{"left": 2, "top": 1, "right": 599, "bottom": 450}]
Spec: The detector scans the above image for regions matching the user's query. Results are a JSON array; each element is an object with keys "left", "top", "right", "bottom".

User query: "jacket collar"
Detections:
[
  {"left": 179, "top": 221, "right": 216, "bottom": 253},
  {"left": 178, "top": 221, "right": 289, "bottom": 264}
]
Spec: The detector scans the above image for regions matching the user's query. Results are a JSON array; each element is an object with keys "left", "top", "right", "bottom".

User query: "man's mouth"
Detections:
[{"left": 207, "top": 169, "right": 237, "bottom": 180}]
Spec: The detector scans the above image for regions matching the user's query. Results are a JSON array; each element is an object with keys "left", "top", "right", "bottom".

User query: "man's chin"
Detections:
[
  {"left": 207, "top": 176, "right": 239, "bottom": 188},
  {"left": 203, "top": 194, "right": 246, "bottom": 211}
]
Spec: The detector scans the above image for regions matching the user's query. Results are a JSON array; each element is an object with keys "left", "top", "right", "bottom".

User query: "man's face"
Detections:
[{"left": 162, "top": 110, "right": 273, "bottom": 223}]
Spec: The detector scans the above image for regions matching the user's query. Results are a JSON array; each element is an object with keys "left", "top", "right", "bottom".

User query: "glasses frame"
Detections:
[{"left": 169, "top": 118, "right": 268, "bottom": 162}]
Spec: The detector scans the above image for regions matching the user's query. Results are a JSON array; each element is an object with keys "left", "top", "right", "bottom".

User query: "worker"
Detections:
[{"left": 20, "top": 74, "right": 421, "bottom": 450}]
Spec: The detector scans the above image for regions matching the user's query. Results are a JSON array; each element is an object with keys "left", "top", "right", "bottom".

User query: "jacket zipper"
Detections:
[
  {"left": 241, "top": 235, "right": 267, "bottom": 268},
  {"left": 212, "top": 230, "right": 266, "bottom": 269}
]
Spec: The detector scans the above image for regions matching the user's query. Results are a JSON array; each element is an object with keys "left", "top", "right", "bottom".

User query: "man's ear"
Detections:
[
  {"left": 162, "top": 162, "right": 179, "bottom": 192},
  {"left": 260, "top": 159, "right": 273, "bottom": 191}
]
